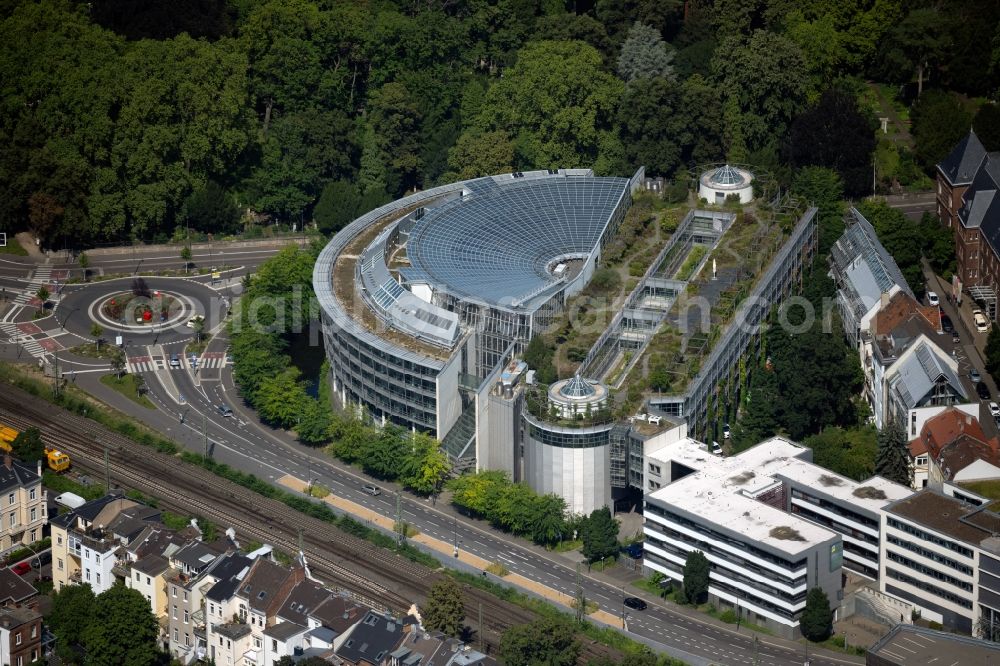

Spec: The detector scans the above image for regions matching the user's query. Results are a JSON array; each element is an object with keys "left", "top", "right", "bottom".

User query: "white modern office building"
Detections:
[
  {"left": 880, "top": 489, "right": 1000, "bottom": 635},
  {"left": 641, "top": 427, "right": 911, "bottom": 637}
]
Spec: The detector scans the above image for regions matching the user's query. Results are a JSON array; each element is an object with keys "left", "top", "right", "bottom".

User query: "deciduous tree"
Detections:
[
  {"left": 974, "top": 104, "right": 1000, "bottom": 153},
  {"left": 787, "top": 89, "right": 876, "bottom": 197},
  {"left": 422, "top": 577, "right": 465, "bottom": 637},
  {"left": 48, "top": 584, "right": 96, "bottom": 658},
  {"left": 912, "top": 90, "right": 972, "bottom": 172},
  {"left": 499, "top": 618, "right": 579, "bottom": 666},
  {"left": 475, "top": 40, "right": 623, "bottom": 170},
  {"left": 82, "top": 584, "right": 160, "bottom": 666},
  {"left": 581, "top": 507, "right": 619, "bottom": 563},
  {"left": 711, "top": 30, "right": 808, "bottom": 153},
  {"left": 10, "top": 427, "right": 44, "bottom": 463}
]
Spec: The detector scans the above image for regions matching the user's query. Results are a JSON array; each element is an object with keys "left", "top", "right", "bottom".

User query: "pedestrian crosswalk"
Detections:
[
  {"left": 0, "top": 322, "right": 45, "bottom": 356},
  {"left": 127, "top": 354, "right": 230, "bottom": 373},
  {"left": 13, "top": 265, "right": 52, "bottom": 305}
]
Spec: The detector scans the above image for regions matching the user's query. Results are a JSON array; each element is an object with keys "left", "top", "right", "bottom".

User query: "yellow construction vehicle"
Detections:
[
  {"left": 0, "top": 423, "right": 71, "bottom": 472},
  {"left": 45, "top": 447, "right": 70, "bottom": 472},
  {"left": 0, "top": 425, "right": 18, "bottom": 448}
]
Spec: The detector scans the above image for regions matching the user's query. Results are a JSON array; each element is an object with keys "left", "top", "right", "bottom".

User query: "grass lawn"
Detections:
[
  {"left": 0, "top": 241, "right": 28, "bottom": 256},
  {"left": 71, "top": 342, "right": 120, "bottom": 360},
  {"left": 960, "top": 480, "right": 1000, "bottom": 500},
  {"left": 100, "top": 373, "right": 155, "bottom": 409}
]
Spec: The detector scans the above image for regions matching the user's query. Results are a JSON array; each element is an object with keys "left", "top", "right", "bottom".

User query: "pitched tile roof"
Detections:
[
  {"left": 0, "top": 459, "right": 39, "bottom": 494},
  {"left": 939, "top": 130, "right": 988, "bottom": 185},
  {"left": 309, "top": 595, "right": 368, "bottom": 635},
  {"left": 909, "top": 407, "right": 1000, "bottom": 479},
  {"left": 0, "top": 568, "right": 37, "bottom": 605},
  {"left": 204, "top": 554, "right": 253, "bottom": 603},
  {"left": 236, "top": 558, "right": 304, "bottom": 614},
  {"left": 277, "top": 579, "right": 331, "bottom": 626}
]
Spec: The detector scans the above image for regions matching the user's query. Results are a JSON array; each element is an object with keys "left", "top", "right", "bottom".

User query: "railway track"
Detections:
[{"left": 0, "top": 386, "right": 620, "bottom": 661}]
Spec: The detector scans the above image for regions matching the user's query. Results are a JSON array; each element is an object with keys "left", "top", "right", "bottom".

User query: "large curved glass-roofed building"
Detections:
[{"left": 314, "top": 169, "right": 636, "bottom": 512}]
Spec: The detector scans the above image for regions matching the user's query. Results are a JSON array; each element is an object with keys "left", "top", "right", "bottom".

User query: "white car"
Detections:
[
  {"left": 927, "top": 291, "right": 939, "bottom": 306},
  {"left": 973, "top": 309, "right": 990, "bottom": 333},
  {"left": 990, "top": 402, "right": 1000, "bottom": 418}
]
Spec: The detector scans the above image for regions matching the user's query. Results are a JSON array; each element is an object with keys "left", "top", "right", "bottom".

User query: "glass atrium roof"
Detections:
[
  {"left": 405, "top": 175, "right": 630, "bottom": 311},
  {"left": 560, "top": 374, "right": 596, "bottom": 399},
  {"left": 709, "top": 164, "right": 745, "bottom": 186}
]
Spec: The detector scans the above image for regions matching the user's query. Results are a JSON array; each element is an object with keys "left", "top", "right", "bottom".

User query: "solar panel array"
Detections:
[{"left": 406, "top": 177, "right": 630, "bottom": 309}]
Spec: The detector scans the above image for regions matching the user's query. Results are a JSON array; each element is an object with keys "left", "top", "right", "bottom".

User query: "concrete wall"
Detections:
[{"left": 521, "top": 416, "right": 613, "bottom": 515}]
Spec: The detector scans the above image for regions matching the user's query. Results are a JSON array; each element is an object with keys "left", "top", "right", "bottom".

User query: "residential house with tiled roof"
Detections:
[
  {"left": 51, "top": 493, "right": 161, "bottom": 594},
  {"left": 909, "top": 407, "right": 1000, "bottom": 491}
]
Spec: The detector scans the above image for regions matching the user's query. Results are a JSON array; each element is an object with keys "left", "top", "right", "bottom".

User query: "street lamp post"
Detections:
[{"left": 621, "top": 584, "right": 626, "bottom": 629}]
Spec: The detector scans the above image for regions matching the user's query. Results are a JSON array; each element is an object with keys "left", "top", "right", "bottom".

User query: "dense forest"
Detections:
[{"left": 3, "top": 0, "right": 999, "bottom": 249}]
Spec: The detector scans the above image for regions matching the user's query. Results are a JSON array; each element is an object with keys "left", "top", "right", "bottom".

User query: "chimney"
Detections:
[
  {"left": 3, "top": 454, "right": 11, "bottom": 470},
  {"left": 36, "top": 459, "right": 41, "bottom": 477},
  {"left": 880, "top": 291, "right": 890, "bottom": 311}
]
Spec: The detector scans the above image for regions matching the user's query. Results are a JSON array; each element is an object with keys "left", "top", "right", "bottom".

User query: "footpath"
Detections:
[{"left": 277, "top": 474, "right": 621, "bottom": 628}]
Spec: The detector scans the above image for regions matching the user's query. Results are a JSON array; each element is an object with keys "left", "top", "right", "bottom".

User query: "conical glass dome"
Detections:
[
  {"left": 560, "top": 374, "right": 596, "bottom": 399},
  {"left": 709, "top": 164, "right": 743, "bottom": 186}
]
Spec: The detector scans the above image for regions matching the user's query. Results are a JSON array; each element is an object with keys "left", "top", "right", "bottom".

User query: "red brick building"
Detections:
[
  {"left": 937, "top": 130, "right": 988, "bottom": 287},
  {"left": 0, "top": 606, "right": 42, "bottom": 666}
]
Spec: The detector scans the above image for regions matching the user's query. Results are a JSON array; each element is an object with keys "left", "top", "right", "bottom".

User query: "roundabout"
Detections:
[{"left": 55, "top": 276, "right": 225, "bottom": 345}]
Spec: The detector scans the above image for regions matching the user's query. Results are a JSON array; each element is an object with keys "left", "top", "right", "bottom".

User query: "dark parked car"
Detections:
[
  {"left": 623, "top": 597, "right": 647, "bottom": 611},
  {"left": 622, "top": 543, "right": 643, "bottom": 559},
  {"left": 941, "top": 314, "right": 953, "bottom": 333},
  {"left": 977, "top": 382, "right": 991, "bottom": 401}
]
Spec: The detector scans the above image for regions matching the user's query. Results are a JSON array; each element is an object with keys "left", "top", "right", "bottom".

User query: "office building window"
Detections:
[
  {"left": 146, "top": 576, "right": 150, "bottom": 585},
  {"left": 16, "top": 656, "right": 21, "bottom": 666},
  {"left": 185, "top": 633, "right": 190, "bottom": 647},
  {"left": 15, "top": 631, "right": 21, "bottom": 645},
  {"left": 172, "top": 586, "right": 176, "bottom": 597},
  {"left": 183, "top": 610, "right": 189, "bottom": 623},
  {"left": 57, "top": 558, "right": 63, "bottom": 571},
  {"left": 272, "top": 639, "right": 277, "bottom": 651},
  {"left": 57, "top": 535, "right": 62, "bottom": 546},
  {"left": 7, "top": 493, "right": 13, "bottom": 505},
  {"left": 135, "top": 572, "right": 140, "bottom": 582},
  {"left": 29, "top": 508, "right": 35, "bottom": 522},
  {"left": 28, "top": 530, "right": 35, "bottom": 542},
  {"left": 173, "top": 629, "right": 178, "bottom": 642},
  {"left": 8, "top": 512, "right": 14, "bottom": 527},
  {"left": 183, "top": 590, "right": 188, "bottom": 602},
  {"left": 96, "top": 573, "right": 101, "bottom": 585},
  {"left": 172, "top": 605, "right": 177, "bottom": 619},
  {"left": 28, "top": 489, "right": 35, "bottom": 501},
  {"left": 30, "top": 624, "right": 36, "bottom": 639},
  {"left": 85, "top": 569, "right": 90, "bottom": 581}
]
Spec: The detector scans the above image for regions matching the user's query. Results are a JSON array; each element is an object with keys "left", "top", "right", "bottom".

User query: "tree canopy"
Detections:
[
  {"left": 10, "top": 427, "right": 44, "bottom": 463},
  {"left": 800, "top": 587, "right": 834, "bottom": 641},
  {"left": 422, "top": 577, "right": 465, "bottom": 638},
  {"left": 581, "top": 507, "right": 619, "bottom": 563},
  {"left": 682, "top": 550, "right": 710, "bottom": 604},
  {"left": 499, "top": 618, "right": 580, "bottom": 666},
  {"left": 875, "top": 420, "right": 911, "bottom": 487}
]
